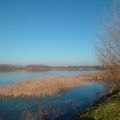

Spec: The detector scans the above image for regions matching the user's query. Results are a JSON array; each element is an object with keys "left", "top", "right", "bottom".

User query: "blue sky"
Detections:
[{"left": 0, "top": 0, "right": 112, "bottom": 66}]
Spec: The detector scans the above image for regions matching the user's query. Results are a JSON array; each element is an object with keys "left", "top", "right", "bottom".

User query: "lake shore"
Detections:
[
  {"left": 0, "top": 64, "right": 103, "bottom": 72},
  {"left": 72, "top": 90, "right": 120, "bottom": 120},
  {"left": 0, "top": 73, "right": 106, "bottom": 97}
]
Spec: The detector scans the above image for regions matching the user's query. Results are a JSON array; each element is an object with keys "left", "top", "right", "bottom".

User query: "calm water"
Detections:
[
  {"left": 0, "top": 70, "right": 101, "bottom": 86},
  {"left": 0, "top": 70, "right": 105, "bottom": 120}
]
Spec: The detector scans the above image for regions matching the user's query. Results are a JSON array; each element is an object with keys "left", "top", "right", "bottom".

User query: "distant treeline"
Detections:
[
  {"left": 0, "top": 64, "right": 23, "bottom": 71},
  {"left": 0, "top": 64, "right": 104, "bottom": 72}
]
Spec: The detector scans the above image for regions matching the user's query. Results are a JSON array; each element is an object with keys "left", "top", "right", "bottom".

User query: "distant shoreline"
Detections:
[{"left": 0, "top": 64, "right": 103, "bottom": 72}]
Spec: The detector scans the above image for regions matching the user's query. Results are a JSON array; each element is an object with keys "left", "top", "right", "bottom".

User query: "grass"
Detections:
[
  {"left": 72, "top": 91, "right": 120, "bottom": 120},
  {"left": 0, "top": 73, "right": 105, "bottom": 97}
]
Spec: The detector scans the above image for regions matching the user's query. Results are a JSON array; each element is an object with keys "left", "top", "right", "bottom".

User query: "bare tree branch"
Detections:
[{"left": 97, "top": 1, "right": 120, "bottom": 90}]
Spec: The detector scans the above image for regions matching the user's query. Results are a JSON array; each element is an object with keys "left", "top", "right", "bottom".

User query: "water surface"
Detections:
[
  {"left": 0, "top": 70, "right": 105, "bottom": 120},
  {"left": 0, "top": 70, "right": 101, "bottom": 86}
]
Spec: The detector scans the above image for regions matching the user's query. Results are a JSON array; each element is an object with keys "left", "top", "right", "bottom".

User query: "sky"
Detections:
[{"left": 0, "top": 0, "right": 112, "bottom": 66}]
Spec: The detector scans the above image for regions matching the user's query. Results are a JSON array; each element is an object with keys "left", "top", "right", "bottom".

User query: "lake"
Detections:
[
  {"left": 0, "top": 70, "right": 102, "bottom": 86},
  {"left": 0, "top": 70, "right": 105, "bottom": 120}
]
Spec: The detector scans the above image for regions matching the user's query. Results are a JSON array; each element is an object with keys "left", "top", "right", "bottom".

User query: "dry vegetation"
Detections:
[
  {"left": 97, "top": 1, "right": 120, "bottom": 90},
  {"left": 0, "top": 74, "right": 104, "bottom": 97}
]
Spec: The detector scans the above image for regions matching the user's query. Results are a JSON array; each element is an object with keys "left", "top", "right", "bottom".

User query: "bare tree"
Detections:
[{"left": 97, "top": 1, "right": 120, "bottom": 90}]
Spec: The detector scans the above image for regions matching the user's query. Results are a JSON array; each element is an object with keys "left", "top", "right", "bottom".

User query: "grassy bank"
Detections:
[
  {"left": 72, "top": 91, "right": 120, "bottom": 120},
  {"left": 0, "top": 73, "right": 104, "bottom": 97}
]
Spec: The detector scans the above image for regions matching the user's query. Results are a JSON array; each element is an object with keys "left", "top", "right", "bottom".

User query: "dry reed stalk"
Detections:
[{"left": 0, "top": 74, "right": 102, "bottom": 97}]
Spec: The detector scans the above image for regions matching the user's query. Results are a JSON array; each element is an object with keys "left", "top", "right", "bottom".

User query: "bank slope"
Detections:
[{"left": 72, "top": 92, "right": 120, "bottom": 120}]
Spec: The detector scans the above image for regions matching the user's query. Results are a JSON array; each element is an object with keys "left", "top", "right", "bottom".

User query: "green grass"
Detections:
[{"left": 72, "top": 92, "right": 120, "bottom": 120}]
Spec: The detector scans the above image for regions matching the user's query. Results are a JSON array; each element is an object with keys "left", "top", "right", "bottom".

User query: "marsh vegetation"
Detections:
[{"left": 0, "top": 73, "right": 104, "bottom": 97}]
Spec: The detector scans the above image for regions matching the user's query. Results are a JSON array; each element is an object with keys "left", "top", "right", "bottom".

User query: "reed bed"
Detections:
[{"left": 0, "top": 74, "right": 104, "bottom": 97}]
